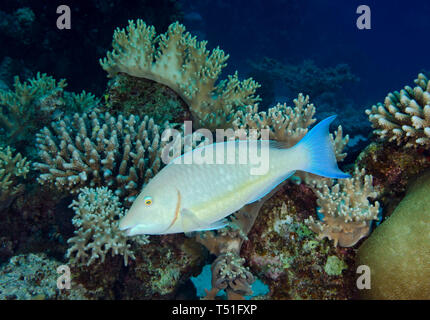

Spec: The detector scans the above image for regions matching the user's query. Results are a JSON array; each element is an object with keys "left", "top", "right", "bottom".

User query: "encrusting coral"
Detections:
[
  {"left": 100, "top": 19, "right": 260, "bottom": 130},
  {"left": 0, "top": 145, "right": 30, "bottom": 210},
  {"left": 366, "top": 73, "right": 430, "bottom": 148},
  {"left": 305, "top": 167, "right": 380, "bottom": 247},
  {"left": 67, "top": 187, "right": 149, "bottom": 266},
  {"left": 0, "top": 72, "right": 98, "bottom": 149},
  {"left": 241, "top": 182, "right": 357, "bottom": 299}
]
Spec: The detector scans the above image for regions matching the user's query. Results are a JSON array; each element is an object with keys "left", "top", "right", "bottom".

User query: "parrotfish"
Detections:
[{"left": 119, "top": 115, "right": 349, "bottom": 236}]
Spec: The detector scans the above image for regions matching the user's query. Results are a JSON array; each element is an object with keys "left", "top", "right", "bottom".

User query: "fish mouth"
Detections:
[{"left": 120, "top": 224, "right": 144, "bottom": 236}]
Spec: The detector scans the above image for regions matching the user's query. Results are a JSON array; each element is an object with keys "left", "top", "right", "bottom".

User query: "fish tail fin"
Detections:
[{"left": 292, "top": 115, "right": 350, "bottom": 179}]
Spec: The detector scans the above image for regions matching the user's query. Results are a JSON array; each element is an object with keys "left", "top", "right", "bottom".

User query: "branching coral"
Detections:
[
  {"left": 66, "top": 187, "right": 149, "bottom": 266},
  {"left": 231, "top": 94, "right": 349, "bottom": 160},
  {"left": 33, "top": 109, "right": 209, "bottom": 205},
  {"left": 0, "top": 72, "right": 98, "bottom": 147},
  {"left": 366, "top": 73, "right": 430, "bottom": 148},
  {"left": 305, "top": 168, "right": 380, "bottom": 247},
  {"left": 205, "top": 252, "right": 254, "bottom": 300},
  {"left": 33, "top": 110, "right": 169, "bottom": 205},
  {"left": 100, "top": 19, "right": 260, "bottom": 129},
  {"left": 0, "top": 146, "right": 30, "bottom": 210}
]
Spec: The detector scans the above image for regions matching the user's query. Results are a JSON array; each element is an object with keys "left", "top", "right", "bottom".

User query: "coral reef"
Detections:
[
  {"left": 249, "top": 57, "right": 358, "bottom": 98},
  {"left": 0, "top": 7, "right": 36, "bottom": 46},
  {"left": 66, "top": 187, "right": 149, "bottom": 266},
  {"left": 241, "top": 182, "right": 357, "bottom": 299},
  {"left": 120, "top": 235, "right": 207, "bottom": 299},
  {"left": 357, "top": 169, "right": 430, "bottom": 299},
  {"left": 103, "top": 73, "right": 191, "bottom": 124},
  {"left": 355, "top": 141, "right": 430, "bottom": 216},
  {"left": 305, "top": 168, "right": 380, "bottom": 247},
  {"left": 0, "top": 73, "right": 98, "bottom": 150},
  {"left": 231, "top": 94, "right": 349, "bottom": 161},
  {"left": 0, "top": 253, "right": 65, "bottom": 300},
  {"left": 195, "top": 189, "right": 275, "bottom": 300},
  {"left": 366, "top": 73, "right": 430, "bottom": 148},
  {"left": 100, "top": 20, "right": 260, "bottom": 129},
  {"left": 0, "top": 145, "right": 30, "bottom": 210},
  {"left": 0, "top": 1, "right": 182, "bottom": 95},
  {"left": 33, "top": 110, "right": 169, "bottom": 205}
]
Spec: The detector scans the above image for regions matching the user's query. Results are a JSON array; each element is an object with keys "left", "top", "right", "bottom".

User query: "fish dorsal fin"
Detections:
[
  {"left": 181, "top": 208, "right": 205, "bottom": 233},
  {"left": 194, "top": 219, "right": 228, "bottom": 232}
]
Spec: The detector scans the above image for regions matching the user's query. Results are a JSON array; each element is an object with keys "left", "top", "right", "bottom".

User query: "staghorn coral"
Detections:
[
  {"left": 66, "top": 187, "right": 149, "bottom": 266},
  {"left": 305, "top": 167, "right": 380, "bottom": 247},
  {"left": 33, "top": 110, "right": 169, "bottom": 205},
  {"left": 0, "top": 72, "right": 98, "bottom": 148},
  {"left": 366, "top": 73, "right": 430, "bottom": 148},
  {"left": 100, "top": 19, "right": 260, "bottom": 130},
  {"left": 0, "top": 145, "right": 30, "bottom": 210}
]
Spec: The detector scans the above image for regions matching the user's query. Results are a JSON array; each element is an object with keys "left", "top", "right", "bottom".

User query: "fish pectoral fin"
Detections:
[
  {"left": 181, "top": 208, "right": 205, "bottom": 233},
  {"left": 246, "top": 171, "right": 295, "bottom": 204},
  {"left": 194, "top": 219, "right": 229, "bottom": 232}
]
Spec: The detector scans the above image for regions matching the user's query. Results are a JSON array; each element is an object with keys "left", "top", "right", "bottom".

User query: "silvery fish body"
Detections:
[{"left": 119, "top": 116, "right": 349, "bottom": 236}]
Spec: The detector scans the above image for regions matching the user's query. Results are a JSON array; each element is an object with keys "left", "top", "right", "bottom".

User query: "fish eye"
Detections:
[{"left": 144, "top": 196, "right": 152, "bottom": 206}]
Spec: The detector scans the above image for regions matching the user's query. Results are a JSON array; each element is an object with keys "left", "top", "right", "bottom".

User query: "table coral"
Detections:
[
  {"left": 366, "top": 73, "right": 430, "bottom": 148},
  {"left": 66, "top": 187, "right": 149, "bottom": 266},
  {"left": 100, "top": 19, "right": 260, "bottom": 130},
  {"left": 0, "top": 145, "right": 30, "bottom": 210},
  {"left": 305, "top": 167, "right": 380, "bottom": 247}
]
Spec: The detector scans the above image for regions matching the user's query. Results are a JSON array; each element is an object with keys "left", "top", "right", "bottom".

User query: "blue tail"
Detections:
[{"left": 293, "top": 115, "right": 350, "bottom": 179}]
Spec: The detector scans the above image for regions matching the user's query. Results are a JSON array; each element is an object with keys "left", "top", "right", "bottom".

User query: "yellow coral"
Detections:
[
  {"left": 100, "top": 20, "right": 260, "bottom": 129},
  {"left": 366, "top": 73, "right": 430, "bottom": 147}
]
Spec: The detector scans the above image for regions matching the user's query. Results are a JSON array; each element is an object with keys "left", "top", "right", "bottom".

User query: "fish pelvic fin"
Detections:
[{"left": 292, "top": 115, "right": 350, "bottom": 179}]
